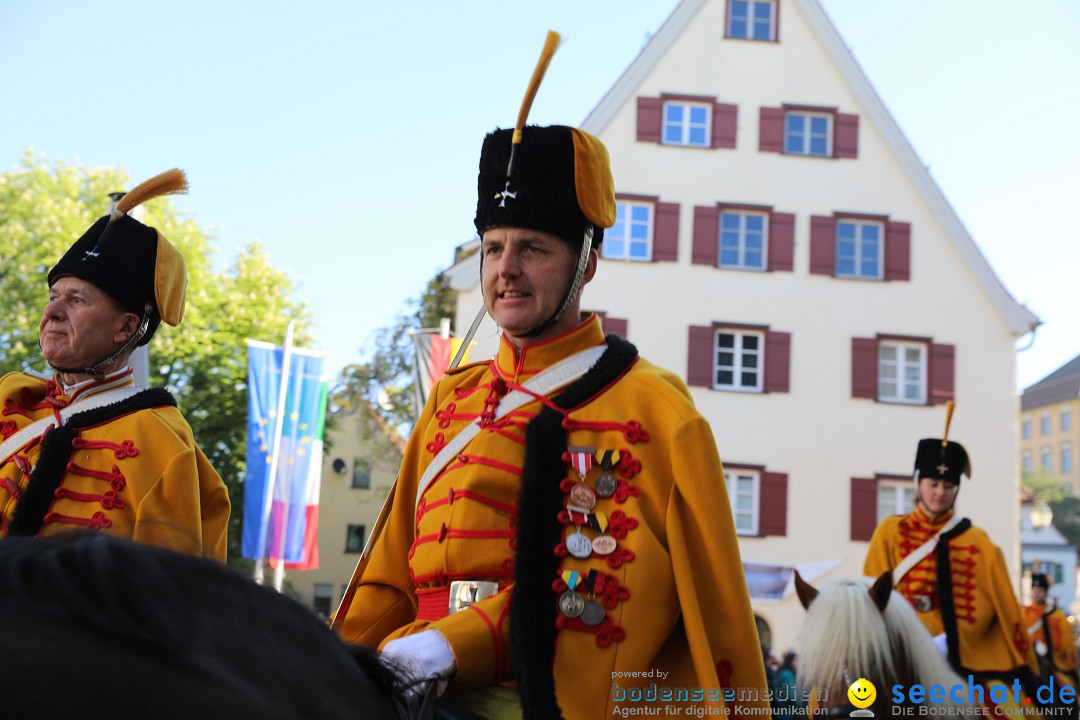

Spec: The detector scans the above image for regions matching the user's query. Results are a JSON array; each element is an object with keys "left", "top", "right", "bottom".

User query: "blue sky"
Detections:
[{"left": 1, "top": 0, "right": 1077, "bottom": 391}]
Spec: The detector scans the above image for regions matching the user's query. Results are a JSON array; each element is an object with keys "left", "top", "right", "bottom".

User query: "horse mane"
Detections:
[
  {"left": 799, "top": 576, "right": 968, "bottom": 710},
  {"left": 0, "top": 533, "right": 407, "bottom": 719}
]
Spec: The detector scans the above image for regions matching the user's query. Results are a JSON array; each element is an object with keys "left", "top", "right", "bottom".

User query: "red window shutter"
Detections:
[
  {"left": 603, "top": 316, "right": 628, "bottom": 340},
  {"left": 759, "top": 472, "right": 788, "bottom": 537},
  {"left": 692, "top": 206, "right": 719, "bottom": 266},
  {"left": 768, "top": 211, "right": 795, "bottom": 272},
  {"left": 759, "top": 107, "right": 785, "bottom": 152},
  {"left": 834, "top": 113, "right": 859, "bottom": 159},
  {"left": 884, "top": 221, "right": 911, "bottom": 281},
  {"left": 687, "top": 326, "right": 714, "bottom": 388},
  {"left": 809, "top": 215, "right": 836, "bottom": 275},
  {"left": 653, "top": 202, "right": 680, "bottom": 262},
  {"left": 928, "top": 343, "right": 956, "bottom": 405},
  {"left": 851, "top": 337, "right": 878, "bottom": 399},
  {"left": 712, "top": 102, "right": 738, "bottom": 149},
  {"left": 637, "top": 97, "right": 662, "bottom": 143},
  {"left": 763, "top": 331, "right": 791, "bottom": 393},
  {"left": 850, "top": 477, "right": 879, "bottom": 541}
]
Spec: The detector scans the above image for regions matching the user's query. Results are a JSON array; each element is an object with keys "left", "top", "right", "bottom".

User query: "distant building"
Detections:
[
  {"left": 1020, "top": 490, "right": 1078, "bottom": 612},
  {"left": 1021, "top": 353, "right": 1080, "bottom": 494},
  {"left": 447, "top": 0, "right": 1037, "bottom": 652},
  {"left": 287, "top": 402, "right": 404, "bottom": 617}
]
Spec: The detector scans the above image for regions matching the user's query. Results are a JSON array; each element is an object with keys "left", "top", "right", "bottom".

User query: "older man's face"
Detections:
[{"left": 39, "top": 277, "right": 136, "bottom": 372}]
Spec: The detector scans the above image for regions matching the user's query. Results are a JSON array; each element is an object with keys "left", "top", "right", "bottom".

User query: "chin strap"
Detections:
[{"left": 46, "top": 302, "right": 153, "bottom": 380}]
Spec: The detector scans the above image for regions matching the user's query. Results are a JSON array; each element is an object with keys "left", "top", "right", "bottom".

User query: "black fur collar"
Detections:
[{"left": 511, "top": 335, "right": 638, "bottom": 719}]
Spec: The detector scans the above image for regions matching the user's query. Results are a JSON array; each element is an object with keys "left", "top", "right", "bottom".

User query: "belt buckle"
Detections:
[
  {"left": 448, "top": 580, "right": 500, "bottom": 615},
  {"left": 913, "top": 594, "right": 932, "bottom": 613}
]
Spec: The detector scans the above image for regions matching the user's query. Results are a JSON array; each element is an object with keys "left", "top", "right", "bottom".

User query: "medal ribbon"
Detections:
[
  {"left": 599, "top": 449, "right": 621, "bottom": 471},
  {"left": 561, "top": 570, "right": 581, "bottom": 590},
  {"left": 588, "top": 511, "right": 609, "bottom": 534}
]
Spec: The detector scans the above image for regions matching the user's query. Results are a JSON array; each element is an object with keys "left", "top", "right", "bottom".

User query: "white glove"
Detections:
[
  {"left": 932, "top": 632, "right": 949, "bottom": 657},
  {"left": 381, "top": 629, "right": 456, "bottom": 695}
]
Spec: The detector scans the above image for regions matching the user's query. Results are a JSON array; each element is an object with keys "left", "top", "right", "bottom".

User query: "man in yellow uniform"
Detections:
[
  {"left": 335, "top": 39, "right": 768, "bottom": 720},
  {"left": 865, "top": 426, "right": 1042, "bottom": 712},
  {"left": 1025, "top": 572, "right": 1080, "bottom": 693},
  {"left": 0, "top": 169, "right": 229, "bottom": 560}
]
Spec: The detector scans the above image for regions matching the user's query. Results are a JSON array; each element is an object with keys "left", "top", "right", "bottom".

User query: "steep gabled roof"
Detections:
[
  {"left": 579, "top": 0, "right": 1040, "bottom": 337},
  {"left": 1021, "top": 352, "right": 1080, "bottom": 411}
]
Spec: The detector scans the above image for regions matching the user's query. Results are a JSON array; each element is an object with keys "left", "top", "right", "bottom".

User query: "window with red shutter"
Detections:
[
  {"left": 809, "top": 215, "right": 836, "bottom": 275},
  {"left": 759, "top": 107, "right": 785, "bottom": 152},
  {"left": 928, "top": 343, "right": 955, "bottom": 405},
  {"left": 760, "top": 472, "right": 788, "bottom": 536},
  {"left": 687, "top": 326, "right": 714, "bottom": 388},
  {"left": 851, "top": 337, "right": 878, "bottom": 399},
  {"left": 884, "top": 221, "right": 911, "bottom": 281},
  {"left": 712, "top": 102, "right": 738, "bottom": 149},
  {"left": 834, "top": 113, "right": 859, "bottom": 158},
  {"left": 850, "top": 477, "right": 879, "bottom": 541},
  {"left": 653, "top": 202, "right": 680, "bottom": 262},
  {"left": 768, "top": 211, "right": 795, "bottom": 272},
  {"left": 763, "top": 331, "right": 791, "bottom": 393},
  {"left": 637, "top": 97, "right": 662, "bottom": 143},
  {"left": 692, "top": 206, "right": 719, "bottom": 266}
]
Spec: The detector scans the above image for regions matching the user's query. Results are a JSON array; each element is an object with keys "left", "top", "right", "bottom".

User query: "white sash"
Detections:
[
  {"left": 0, "top": 387, "right": 142, "bottom": 463},
  {"left": 414, "top": 344, "right": 606, "bottom": 507},
  {"left": 892, "top": 514, "right": 963, "bottom": 585}
]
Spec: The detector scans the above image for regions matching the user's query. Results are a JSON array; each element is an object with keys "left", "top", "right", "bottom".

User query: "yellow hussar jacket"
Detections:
[
  {"left": 0, "top": 369, "right": 229, "bottom": 560},
  {"left": 1024, "top": 602, "right": 1079, "bottom": 689},
  {"left": 866, "top": 508, "right": 1042, "bottom": 705},
  {"left": 338, "top": 315, "right": 768, "bottom": 720}
]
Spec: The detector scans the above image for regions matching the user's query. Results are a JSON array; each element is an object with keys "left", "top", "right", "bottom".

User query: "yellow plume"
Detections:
[
  {"left": 512, "top": 31, "right": 561, "bottom": 145},
  {"left": 113, "top": 168, "right": 189, "bottom": 220},
  {"left": 941, "top": 400, "right": 956, "bottom": 446}
]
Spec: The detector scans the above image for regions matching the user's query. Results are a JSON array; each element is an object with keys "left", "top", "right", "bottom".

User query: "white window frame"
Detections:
[
  {"left": 1063, "top": 442, "right": 1073, "bottom": 474},
  {"left": 725, "top": 469, "right": 760, "bottom": 536},
  {"left": 784, "top": 111, "right": 832, "bottom": 157},
  {"left": 876, "top": 480, "right": 916, "bottom": 523},
  {"left": 1063, "top": 410, "right": 1073, "bottom": 431},
  {"left": 662, "top": 101, "right": 711, "bottom": 148},
  {"left": 1042, "top": 445, "right": 1053, "bottom": 473},
  {"left": 602, "top": 200, "right": 654, "bottom": 262},
  {"left": 1023, "top": 450, "right": 1034, "bottom": 474},
  {"left": 878, "top": 341, "right": 927, "bottom": 404},
  {"left": 713, "top": 329, "right": 764, "bottom": 392},
  {"left": 727, "top": 0, "right": 777, "bottom": 41},
  {"left": 1022, "top": 418, "right": 1032, "bottom": 439},
  {"left": 1041, "top": 412, "right": 1051, "bottom": 435},
  {"left": 719, "top": 210, "right": 769, "bottom": 271},
  {"left": 835, "top": 219, "right": 884, "bottom": 280}
]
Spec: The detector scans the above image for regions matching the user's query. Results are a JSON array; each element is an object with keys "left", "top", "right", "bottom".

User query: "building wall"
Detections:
[
  {"left": 286, "top": 408, "right": 403, "bottom": 617},
  {"left": 1020, "top": 398, "right": 1080, "bottom": 493}
]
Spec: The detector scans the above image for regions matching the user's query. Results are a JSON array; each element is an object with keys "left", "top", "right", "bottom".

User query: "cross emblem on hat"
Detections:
[
  {"left": 937, "top": 463, "right": 949, "bottom": 475},
  {"left": 494, "top": 181, "right": 517, "bottom": 208}
]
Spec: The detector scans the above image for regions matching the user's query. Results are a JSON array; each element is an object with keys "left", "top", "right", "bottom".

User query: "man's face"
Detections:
[
  {"left": 480, "top": 227, "right": 596, "bottom": 349},
  {"left": 1032, "top": 586, "right": 1047, "bottom": 605},
  {"left": 917, "top": 476, "right": 959, "bottom": 518},
  {"left": 39, "top": 276, "right": 136, "bottom": 372}
]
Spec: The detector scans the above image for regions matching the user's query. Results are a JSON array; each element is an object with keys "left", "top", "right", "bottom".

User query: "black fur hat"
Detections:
[
  {"left": 914, "top": 438, "right": 971, "bottom": 483},
  {"left": 474, "top": 125, "right": 615, "bottom": 247},
  {"left": 47, "top": 170, "right": 189, "bottom": 347}
]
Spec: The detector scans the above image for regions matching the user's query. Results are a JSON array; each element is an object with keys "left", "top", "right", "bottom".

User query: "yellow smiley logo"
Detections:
[{"left": 847, "top": 678, "right": 877, "bottom": 708}]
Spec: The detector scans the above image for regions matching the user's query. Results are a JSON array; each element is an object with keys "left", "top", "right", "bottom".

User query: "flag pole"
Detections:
[{"left": 254, "top": 322, "right": 295, "bottom": 586}]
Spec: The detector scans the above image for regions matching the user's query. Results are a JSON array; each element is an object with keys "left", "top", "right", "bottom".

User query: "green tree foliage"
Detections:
[
  {"left": 0, "top": 153, "right": 312, "bottom": 566},
  {"left": 335, "top": 273, "right": 456, "bottom": 444},
  {"left": 1022, "top": 471, "right": 1080, "bottom": 549}
]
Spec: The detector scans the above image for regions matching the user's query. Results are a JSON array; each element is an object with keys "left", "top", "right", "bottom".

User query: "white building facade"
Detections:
[{"left": 447, "top": 0, "right": 1037, "bottom": 654}]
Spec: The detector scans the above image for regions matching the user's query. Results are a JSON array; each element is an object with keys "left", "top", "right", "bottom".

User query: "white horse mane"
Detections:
[{"left": 798, "top": 576, "right": 968, "bottom": 709}]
